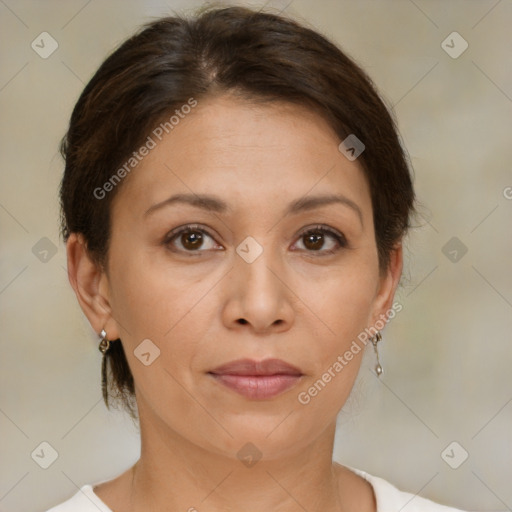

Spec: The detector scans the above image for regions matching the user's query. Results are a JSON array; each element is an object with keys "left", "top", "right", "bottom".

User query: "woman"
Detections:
[{"left": 47, "top": 4, "right": 469, "bottom": 511}]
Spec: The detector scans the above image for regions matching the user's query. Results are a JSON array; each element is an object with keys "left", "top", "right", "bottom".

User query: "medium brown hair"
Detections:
[{"left": 59, "top": 4, "right": 416, "bottom": 419}]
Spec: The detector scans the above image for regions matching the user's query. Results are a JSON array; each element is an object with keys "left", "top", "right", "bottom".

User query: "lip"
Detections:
[{"left": 208, "top": 358, "right": 303, "bottom": 399}]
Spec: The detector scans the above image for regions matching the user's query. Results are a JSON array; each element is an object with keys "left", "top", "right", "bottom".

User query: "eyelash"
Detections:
[{"left": 163, "top": 223, "right": 348, "bottom": 256}]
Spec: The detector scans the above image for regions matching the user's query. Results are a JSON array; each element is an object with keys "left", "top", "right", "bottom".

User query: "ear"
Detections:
[
  {"left": 66, "top": 233, "right": 121, "bottom": 341},
  {"left": 368, "top": 243, "right": 403, "bottom": 329}
]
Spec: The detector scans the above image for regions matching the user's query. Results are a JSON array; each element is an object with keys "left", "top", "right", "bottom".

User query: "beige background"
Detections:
[{"left": 1, "top": 1, "right": 511, "bottom": 511}]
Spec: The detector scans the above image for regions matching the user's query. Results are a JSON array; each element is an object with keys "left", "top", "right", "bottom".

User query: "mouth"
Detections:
[{"left": 208, "top": 358, "right": 304, "bottom": 400}]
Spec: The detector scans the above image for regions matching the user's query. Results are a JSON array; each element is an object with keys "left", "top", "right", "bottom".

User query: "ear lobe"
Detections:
[
  {"left": 66, "top": 233, "right": 118, "bottom": 338},
  {"left": 369, "top": 243, "right": 403, "bottom": 328}
]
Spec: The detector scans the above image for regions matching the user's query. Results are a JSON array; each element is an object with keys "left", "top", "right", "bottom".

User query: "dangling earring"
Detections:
[
  {"left": 98, "top": 329, "right": 110, "bottom": 354},
  {"left": 98, "top": 329, "right": 111, "bottom": 406},
  {"left": 370, "top": 331, "right": 383, "bottom": 376}
]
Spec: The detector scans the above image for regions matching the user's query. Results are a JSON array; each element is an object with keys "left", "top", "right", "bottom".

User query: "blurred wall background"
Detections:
[{"left": 0, "top": 1, "right": 511, "bottom": 511}]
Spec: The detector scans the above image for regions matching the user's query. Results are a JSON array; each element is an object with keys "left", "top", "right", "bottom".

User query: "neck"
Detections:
[{"left": 127, "top": 411, "right": 347, "bottom": 512}]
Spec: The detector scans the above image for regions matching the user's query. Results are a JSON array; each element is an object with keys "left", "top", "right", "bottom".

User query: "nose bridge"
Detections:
[{"left": 235, "top": 234, "right": 281, "bottom": 295}]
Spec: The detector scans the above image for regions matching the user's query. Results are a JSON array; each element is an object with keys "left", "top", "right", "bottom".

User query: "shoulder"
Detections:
[
  {"left": 347, "top": 466, "right": 470, "bottom": 512},
  {"left": 43, "top": 484, "right": 113, "bottom": 512}
]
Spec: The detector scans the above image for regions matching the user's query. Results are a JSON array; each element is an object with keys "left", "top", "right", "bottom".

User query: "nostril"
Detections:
[{"left": 238, "top": 319, "right": 248, "bottom": 324}]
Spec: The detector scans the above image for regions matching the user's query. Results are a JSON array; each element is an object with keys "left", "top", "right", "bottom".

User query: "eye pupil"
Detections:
[
  {"left": 182, "top": 231, "right": 203, "bottom": 250},
  {"left": 304, "top": 232, "right": 324, "bottom": 250}
]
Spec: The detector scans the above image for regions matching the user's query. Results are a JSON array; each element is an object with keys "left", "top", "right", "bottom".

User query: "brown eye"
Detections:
[
  {"left": 180, "top": 230, "right": 204, "bottom": 250},
  {"left": 303, "top": 231, "right": 324, "bottom": 251},
  {"left": 295, "top": 226, "right": 347, "bottom": 254},
  {"left": 164, "top": 224, "right": 219, "bottom": 253}
]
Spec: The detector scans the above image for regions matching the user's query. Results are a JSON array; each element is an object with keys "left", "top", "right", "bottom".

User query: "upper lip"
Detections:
[{"left": 209, "top": 358, "right": 303, "bottom": 376}]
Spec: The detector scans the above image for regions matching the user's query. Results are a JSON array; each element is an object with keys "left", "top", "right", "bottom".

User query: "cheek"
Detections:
[
  {"left": 304, "top": 262, "right": 377, "bottom": 345},
  {"left": 106, "top": 252, "right": 206, "bottom": 407},
  {"left": 108, "top": 242, "right": 192, "bottom": 334},
  {"left": 293, "top": 260, "right": 378, "bottom": 415},
  {"left": 107, "top": 246, "right": 212, "bottom": 369},
  {"left": 293, "top": 271, "right": 377, "bottom": 423}
]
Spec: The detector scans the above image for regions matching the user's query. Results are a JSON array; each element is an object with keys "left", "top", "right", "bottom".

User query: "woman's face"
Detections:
[{"left": 80, "top": 94, "right": 401, "bottom": 459}]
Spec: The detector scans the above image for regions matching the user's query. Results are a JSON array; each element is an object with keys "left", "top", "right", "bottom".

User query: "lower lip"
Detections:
[{"left": 209, "top": 374, "right": 302, "bottom": 399}]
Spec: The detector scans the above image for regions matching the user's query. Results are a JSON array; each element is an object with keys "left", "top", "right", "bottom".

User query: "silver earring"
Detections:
[
  {"left": 98, "top": 329, "right": 110, "bottom": 354},
  {"left": 370, "top": 331, "right": 383, "bottom": 376}
]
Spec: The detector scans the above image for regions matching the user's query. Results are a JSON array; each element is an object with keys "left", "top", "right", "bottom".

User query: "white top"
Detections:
[{"left": 44, "top": 467, "right": 472, "bottom": 512}]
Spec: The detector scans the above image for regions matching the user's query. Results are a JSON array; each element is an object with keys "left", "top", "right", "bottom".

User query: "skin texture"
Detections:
[{"left": 66, "top": 93, "right": 403, "bottom": 512}]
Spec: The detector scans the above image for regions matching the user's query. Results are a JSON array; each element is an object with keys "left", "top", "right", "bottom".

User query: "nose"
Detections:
[{"left": 221, "top": 246, "right": 295, "bottom": 335}]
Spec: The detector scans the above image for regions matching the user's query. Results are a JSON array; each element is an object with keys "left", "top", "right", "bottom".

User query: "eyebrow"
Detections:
[{"left": 144, "top": 193, "right": 363, "bottom": 226}]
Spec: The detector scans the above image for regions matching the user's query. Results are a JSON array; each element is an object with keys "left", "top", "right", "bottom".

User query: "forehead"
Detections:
[{"left": 111, "top": 94, "right": 371, "bottom": 218}]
